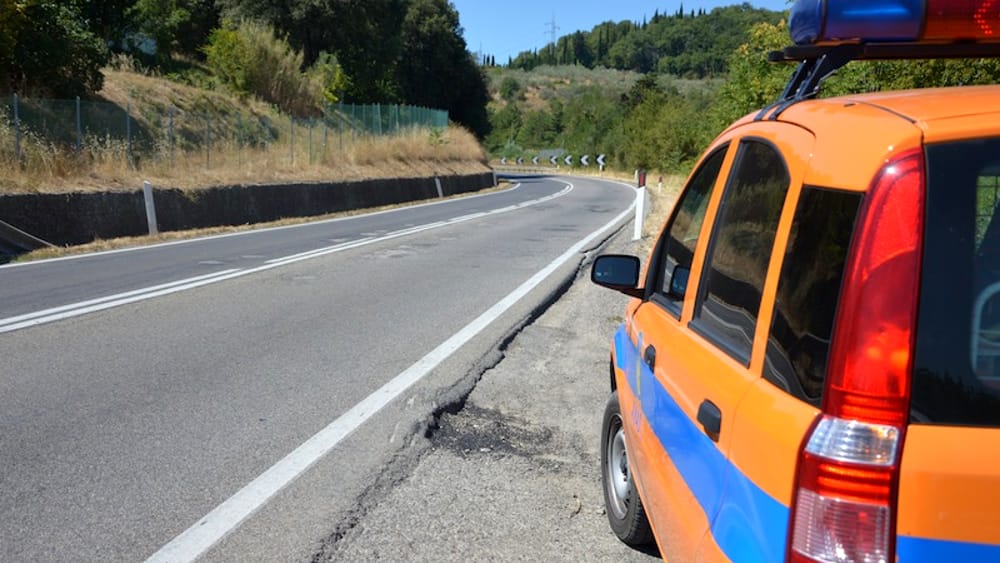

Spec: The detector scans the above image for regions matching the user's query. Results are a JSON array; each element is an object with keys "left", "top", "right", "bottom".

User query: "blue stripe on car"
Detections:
[
  {"left": 614, "top": 325, "right": 788, "bottom": 561},
  {"left": 897, "top": 536, "right": 1000, "bottom": 561}
]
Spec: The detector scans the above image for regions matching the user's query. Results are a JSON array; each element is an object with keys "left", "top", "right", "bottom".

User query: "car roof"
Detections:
[
  {"left": 835, "top": 85, "right": 1000, "bottom": 124},
  {"left": 725, "top": 84, "right": 1000, "bottom": 191}
]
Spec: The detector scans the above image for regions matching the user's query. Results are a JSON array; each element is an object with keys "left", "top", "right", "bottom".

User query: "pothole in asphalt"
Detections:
[{"left": 430, "top": 403, "right": 554, "bottom": 460}]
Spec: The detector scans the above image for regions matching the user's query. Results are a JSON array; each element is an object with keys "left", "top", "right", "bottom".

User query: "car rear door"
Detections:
[{"left": 687, "top": 121, "right": 833, "bottom": 562}]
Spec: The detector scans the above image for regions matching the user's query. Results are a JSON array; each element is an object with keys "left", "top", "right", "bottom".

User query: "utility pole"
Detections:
[{"left": 545, "top": 15, "right": 559, "bottom": 60}]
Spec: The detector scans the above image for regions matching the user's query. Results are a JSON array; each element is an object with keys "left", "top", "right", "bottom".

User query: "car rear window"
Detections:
[
  {"left": 913, "top": 138, "right": 1000, "bottom": 427},
  {"left": 765, "top": 187, "right": 860, "bottom": 404}
]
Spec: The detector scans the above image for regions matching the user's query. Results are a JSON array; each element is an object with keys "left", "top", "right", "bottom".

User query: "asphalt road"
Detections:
[
  {"left": 319, "top": 224, "right": 663, "bottom": 562},
  {"left": 0, "top": 174, "right": 639, "bottom": 561}
]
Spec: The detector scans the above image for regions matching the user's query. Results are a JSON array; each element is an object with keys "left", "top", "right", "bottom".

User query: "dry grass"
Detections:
[
  {"left": 0, "top": 123, "right": 489, "bottom": 194},
  {"left": 0, "top": 69, "right": 489, "bottom": 194}
]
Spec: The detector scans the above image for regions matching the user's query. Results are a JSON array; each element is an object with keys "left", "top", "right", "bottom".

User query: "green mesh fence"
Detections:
[{"left": 0, "top": 95, "right": 448, "bottom": 169}]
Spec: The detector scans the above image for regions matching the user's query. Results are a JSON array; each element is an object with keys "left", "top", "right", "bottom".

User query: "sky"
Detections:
[{"left": 450, "top": 0, "right": 790, "bottom": 63}]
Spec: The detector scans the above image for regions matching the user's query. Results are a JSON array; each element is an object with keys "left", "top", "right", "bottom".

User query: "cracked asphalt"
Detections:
[{"left": 312, "top": 226, "right": 662, "bottom": 561}]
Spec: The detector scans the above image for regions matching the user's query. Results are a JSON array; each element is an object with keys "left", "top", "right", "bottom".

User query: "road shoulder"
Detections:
[{"left": 313, "top": 226, "right": 661, "bottom": 561}]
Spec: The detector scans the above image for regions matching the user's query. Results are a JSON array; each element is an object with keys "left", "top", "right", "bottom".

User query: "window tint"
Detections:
[
  {"left": 654, "top": 147, "right": 726, "bottom": 314},
  {"left": 914, "top": 138, "right": 1000, "bottom": 427},
  {"left": 765, "top": 187, "right": 861, "bottom": 402},
  {"left": 692, "top": 140, "right": 790, "bottom": 365}
]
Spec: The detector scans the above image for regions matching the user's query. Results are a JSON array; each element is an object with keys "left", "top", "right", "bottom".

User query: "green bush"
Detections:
[
  {"left": 499, "top": 77, "right": 522, "bottom": 101},
  {"left": 204, "top": 20, "right": 321, "bottom": 116}
]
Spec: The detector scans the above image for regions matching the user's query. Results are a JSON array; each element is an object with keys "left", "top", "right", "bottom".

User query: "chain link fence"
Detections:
[{"left": 0, "top": 94, "right": 449, "bottom": 171}]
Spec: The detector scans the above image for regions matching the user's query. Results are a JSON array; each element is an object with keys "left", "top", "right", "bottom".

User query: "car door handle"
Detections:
[
  {"left": 643, "top": 345, "right": 656, "bottom": 370},
  {"left": 697, "top": 400, "right": 722, "bottom": 442}
]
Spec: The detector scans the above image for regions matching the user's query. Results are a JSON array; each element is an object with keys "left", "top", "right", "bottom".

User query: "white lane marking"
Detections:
[
  {"left": 0, "top": 183, "right": 570, "bottom": 334},
  {"left": 0, "top": 183, "right": 525, "bottom": 270},
  {"left": 0, "top": 270, "right": 240, "bottom": 333},
  {"left": 264, "top": 238, "right": 375, "bottom": 264},
  {"left": 145, "top": 182, "right": 635, "bottom": 563}
]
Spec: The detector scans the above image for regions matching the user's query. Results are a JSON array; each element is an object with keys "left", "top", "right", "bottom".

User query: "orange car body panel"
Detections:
[{"left": 611, "top": 85, "right": 1000, "bottom": 561}]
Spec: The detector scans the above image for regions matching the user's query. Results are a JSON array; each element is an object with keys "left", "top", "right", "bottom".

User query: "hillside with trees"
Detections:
[
  {"left": 489, "top": 15, "right": 1000, "bottom": 175},
  {"left": 0, "top": 0, "right": 490, "bottom": 137},
  {"left": 507, "top": 3, "right": 784, "bottom": 77}
]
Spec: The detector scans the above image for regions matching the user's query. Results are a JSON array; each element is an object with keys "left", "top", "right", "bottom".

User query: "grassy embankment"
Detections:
[{"left": 0, "top": 68, "right": 490, "bottom": 195}]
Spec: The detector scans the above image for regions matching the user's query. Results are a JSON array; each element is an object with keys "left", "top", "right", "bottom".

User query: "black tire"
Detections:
[{"left": 601, "top": 391, "right": 654, "bottom": 547}]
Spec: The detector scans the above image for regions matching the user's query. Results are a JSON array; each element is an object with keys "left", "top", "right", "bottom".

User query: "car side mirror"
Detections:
[
  {"left": 669, "top": 266, "right": 690, "bottom": 299},
  {"left": 591, "top": 255, "right": 644, "bottom": 299}
]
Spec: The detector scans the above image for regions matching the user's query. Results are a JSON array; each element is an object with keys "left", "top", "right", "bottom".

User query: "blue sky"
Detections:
[{"left": 451, "top": 0, "right": 790, "bottom": 63}]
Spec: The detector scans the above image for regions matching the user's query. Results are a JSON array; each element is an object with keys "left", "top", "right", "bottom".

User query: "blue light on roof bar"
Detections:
[{"left": 790, "top": 0, "right": 926, "bottom": 45}]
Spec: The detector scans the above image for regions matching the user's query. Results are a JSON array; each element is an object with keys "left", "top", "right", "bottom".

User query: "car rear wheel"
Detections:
[{"left": 601, "top": 391, "right": 653, "bottom": 546}]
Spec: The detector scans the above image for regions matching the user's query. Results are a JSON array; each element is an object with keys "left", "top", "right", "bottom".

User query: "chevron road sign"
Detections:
[
  {"left": 550, "top": 156, "right": 557, "bottom": 165},
  {"left": 500, "top": 157, "right": 507, "bottom": 165},
  {"left": 580, "top": 155, "right": 590, "bottom": 166},
  {"left": 596, "top": 154, "right": 606, "bottom": 167},
  {"left": 564, "top": 155, "right": 573, "bottom": 166},
  {"left": 532, "top": 156, "right": 539, "bottom": 165}
]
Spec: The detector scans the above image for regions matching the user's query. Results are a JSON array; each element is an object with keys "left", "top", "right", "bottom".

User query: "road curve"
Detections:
[{"left": 0, "top": 174, "right": 636, "bottom": 561}]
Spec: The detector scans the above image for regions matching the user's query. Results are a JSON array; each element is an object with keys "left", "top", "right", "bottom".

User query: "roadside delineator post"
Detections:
[
  {"left": 633, "top": 170, "right": 647, "bottom": 241},
  {"left": 143, "top": 181, "right": 159, "bottom": 236},
  {"left": 435, "top": 177, "right": 444, "bottom": 198}
]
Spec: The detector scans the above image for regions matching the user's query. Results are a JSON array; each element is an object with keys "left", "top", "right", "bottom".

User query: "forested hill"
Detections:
[{"left": 507, "top": 3, "right": 785, "bottom": 78}]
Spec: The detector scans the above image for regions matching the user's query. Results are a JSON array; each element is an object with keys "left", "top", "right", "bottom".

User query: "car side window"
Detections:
[
  {"left": 691, "top": 139, "right": 790, "bottom": 365},
  {"left": 652, "top": 146, "right": 726, "bottom": 317},
  {"left": 764, "top": 187, "right": 861, "bottom": 403}
]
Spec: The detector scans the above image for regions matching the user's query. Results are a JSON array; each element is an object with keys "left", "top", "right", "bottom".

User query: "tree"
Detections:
[
  {"left": 1, "top": 1, "right": 109, "bottom": 96},
  {"left": 711, "top": 21, "right": 790, "bottom": 126},
  {"left": 73, "top": 0, "right": 138, "bottom": 50},
  {"left": 572, "top": 31, "right": 593, "bottom": 67},
  {"left": 0, "top": 0, "right": 22, "bottom": 85},
  {"left": 397, "top": 0, "right": 490, "bottom": 137},
  {"left": 129, "top": 0, "right": 210, "bottom": 66},
  {"left": 217, "top": 0, "right": 407, "bottom": 102}
]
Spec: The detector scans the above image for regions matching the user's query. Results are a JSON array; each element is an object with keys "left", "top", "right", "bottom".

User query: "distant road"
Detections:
[{"left": 0, "top": 174, "right": 635, "bottom": 561}]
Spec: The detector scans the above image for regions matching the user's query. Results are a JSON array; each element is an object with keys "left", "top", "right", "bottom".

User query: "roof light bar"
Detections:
[{"left": 790, "top": 0, "right": 1000, "bottom": 45}]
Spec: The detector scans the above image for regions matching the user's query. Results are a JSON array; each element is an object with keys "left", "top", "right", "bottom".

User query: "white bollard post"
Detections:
[
  {"left": 435, "top": 177, "right": 444, "bottom": 198},
  {"left": 633, "top": 186, "right": 646, "bottom": 241},
  {"left": 143, "top": 181, "right": 159, "bottom": 236}
]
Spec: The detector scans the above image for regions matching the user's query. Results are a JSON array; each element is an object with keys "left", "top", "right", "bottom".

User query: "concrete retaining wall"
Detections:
[{"left": 0, "top": 172, "right": 495, "bottom": 247}]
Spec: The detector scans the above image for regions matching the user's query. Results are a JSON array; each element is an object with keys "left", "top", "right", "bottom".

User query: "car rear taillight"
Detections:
[{"left": 788, "top": 149, "right": 925, "bottom": 563}]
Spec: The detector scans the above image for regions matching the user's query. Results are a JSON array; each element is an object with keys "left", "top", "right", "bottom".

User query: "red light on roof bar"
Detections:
[{"left": 924, "top": 0, "right": 1000, "bottom": 40}]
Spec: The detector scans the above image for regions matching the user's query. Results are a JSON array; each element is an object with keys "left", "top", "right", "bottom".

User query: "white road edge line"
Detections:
[
  {"left": 0, "top": 183, "right": 568, "bottom": 335},
  {"left": 144, "top": 183, "right": 637, "bottom": 563}
]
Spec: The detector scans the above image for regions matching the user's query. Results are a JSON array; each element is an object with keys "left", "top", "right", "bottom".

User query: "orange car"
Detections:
[{"left": 591, "top": 2, "right": 1000, "bottom": 561}]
